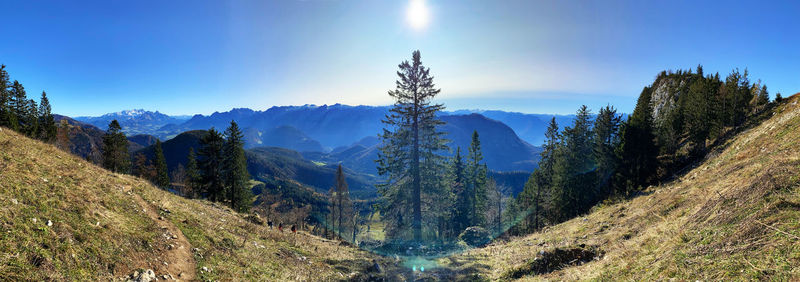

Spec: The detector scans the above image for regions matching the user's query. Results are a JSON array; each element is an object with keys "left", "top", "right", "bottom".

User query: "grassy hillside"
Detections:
[
  {"left": 435, "top": 95, "right": 800, "bottom": 280},
  {"left": 0, "top": 127, "right": 398, "bottom": 280}
]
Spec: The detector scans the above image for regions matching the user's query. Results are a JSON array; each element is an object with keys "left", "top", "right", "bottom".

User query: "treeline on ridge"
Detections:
[{"left": 505, "top": 65, "right": 780, "bottom": 235}]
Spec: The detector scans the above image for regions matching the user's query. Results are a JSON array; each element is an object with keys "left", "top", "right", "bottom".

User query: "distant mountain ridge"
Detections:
[
  {"left": 80, "top": 105, "right": 582, "bottom": 147},
  {"left": 74, "top": 105, "right": 570, "bottom": 173},
  {"left": 157, "top": 104, "right": 388, "bottom": 149},
  {"left": 75, "top": 109, "right": 189, "bottom": 136}
]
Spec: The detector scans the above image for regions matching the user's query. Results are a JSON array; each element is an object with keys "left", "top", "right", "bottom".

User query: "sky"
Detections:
[{"left": 1, "top": 0, "right": 798, "bottom": 116}]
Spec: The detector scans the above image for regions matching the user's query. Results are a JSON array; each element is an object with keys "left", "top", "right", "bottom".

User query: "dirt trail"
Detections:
[{"left": 128, "top": 188, "right": 197, "bottom": 281}]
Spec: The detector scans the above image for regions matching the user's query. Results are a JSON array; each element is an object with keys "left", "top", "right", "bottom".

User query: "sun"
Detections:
[{"left": 406, "top": 0, "right": 431, "bottom": 31}]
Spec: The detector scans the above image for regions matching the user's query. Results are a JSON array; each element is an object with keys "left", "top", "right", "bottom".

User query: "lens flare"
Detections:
[{"left": 406, "top": 0, "right": 430, "bottom": 30}]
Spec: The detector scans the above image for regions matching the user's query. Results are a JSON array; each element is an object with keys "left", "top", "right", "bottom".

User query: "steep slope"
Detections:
[
  {"left": 436, "top": 95, "right": 800, "bottom": 280},
  {"left": 0, "top": 127, "right": 399, "bottom": 280}
]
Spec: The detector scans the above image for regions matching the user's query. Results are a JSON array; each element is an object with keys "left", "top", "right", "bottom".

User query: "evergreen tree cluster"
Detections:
[
  {"left": 104, "top": 119, "right": 252, "bottom": 213},
  {"left": 506, "top": 66, "right": 776, "bottom": 235},
  {"left": 0, "top": 65, "right": 57, "bottom": 142},
  {"left": 376, "top": 51, "right": 497, "bottom": 242},
  {"left": 191, "top": 121, "right": 253, "bottom": 212}
]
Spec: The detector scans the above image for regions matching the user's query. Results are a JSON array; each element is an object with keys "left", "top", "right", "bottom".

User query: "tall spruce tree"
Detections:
[
  {"left": 552, "top": 105, "right": 594, "bottom": 220},
  {"left": 223, "top": 121, "right": 251, "bottom": 212},
  {"left": 37, "top": 91, "right": 57, "bottom": 142},
  {"left": 450, "top": 147, "right": 469, "bottom": 233},
  {"left": 23, "top": 98, "right": 39, "bottom": 138},
  {"left": 517, "top": 117, "right": 560, "bottom": 232},
  {"left": 593, "top": 105, "right": 621, "bottom": 198},
  {"left": 685, "top": 75, "right": 714, "bottom": 153},
  {"left": 101, "top": 120, "right": 130, "bottom": 173},
  {"left": 377, "top": 50, "right": 448, "bottom": 241},
  {"left": 467, "top": 130, "right": 488, "bottom": 227},
  {"left": 9, "top": 81, "right": 27, "bottom": 132},
  {"left": 153, "top": 139, "right": 170, "bottom": 188},
  {"left": 616, "top": 88, "right": 659, "bottom": 195},
  {"left": 334, "top": 164, "right": 353, "bottom": 237},
  {"left": 199, "top": 128, "right": 225, "bottom": 202},
  {"left": 0, "top": 65, "right": 12, "bottom": 128},
  {"left": 185, "top": 148, "right": 201, "bottom": 198}
]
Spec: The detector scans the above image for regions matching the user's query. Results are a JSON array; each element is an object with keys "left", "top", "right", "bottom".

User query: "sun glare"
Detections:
[{"left": 406, "top": 0, "right": 430, "bottom": 31}]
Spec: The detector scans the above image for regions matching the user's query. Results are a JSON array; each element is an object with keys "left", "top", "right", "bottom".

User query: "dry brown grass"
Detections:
[
  {"left": 0, "top": 127, "right": 392, "bottom": 281},
  {"left": 439, "top": 97, "right": 800, "bottom": 281}
]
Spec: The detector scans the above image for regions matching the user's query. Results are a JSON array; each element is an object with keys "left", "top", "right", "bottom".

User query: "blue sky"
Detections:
[{"left": 1, "top": 0, "right": 798, "bottom": 116}]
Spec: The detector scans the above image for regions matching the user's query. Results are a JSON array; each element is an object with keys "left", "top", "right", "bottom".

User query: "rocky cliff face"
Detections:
[
  {"left": 648, "top": 72, "right": 693, "bottom": 126},
  {"left": 650, "top": 76, "right": 687, "bottom": 123}
]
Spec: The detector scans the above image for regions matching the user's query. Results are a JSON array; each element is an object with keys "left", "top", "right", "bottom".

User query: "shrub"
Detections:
[{"left": 459, "top": 226, "right": 491, "bottom": 247}]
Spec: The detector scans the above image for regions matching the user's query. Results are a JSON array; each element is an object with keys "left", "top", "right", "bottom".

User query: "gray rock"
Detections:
[{"left": 126, "top": 269, "right": 155, "bottom": 282}]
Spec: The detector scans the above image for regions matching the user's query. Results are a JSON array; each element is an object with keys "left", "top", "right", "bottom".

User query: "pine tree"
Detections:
[
  {"left": 516, "top": 117, "right": 560, "bottom": 232},
  {"left": 377, "top": 50, "right": 448, "bottom": 241},
  {"left": 756, "top": 85, "right": 769, "bottom": 110},
  {"left": 593, "top": 105, "right": 621, "bottom": 198},
  {"left": 334, "top": 164, "right": 353, "bottom": 238},
  {"left": 185, "top": 148, "right": 201, "bottom": 198},
  {"left": 685, "top": 76, "right": 714, "bottom": 152},
  {"left": 0, "top": 65, "right": 12, "bottom": 128},
  {"left": 153, "top": 139, "right": 170, "bottom": 188},
  {"left": 37, "top": 91, "right": 57, "bottom": 142},
  {"left": 101, "top": 120, "right": 130, "bottom": 173},
  {"left": 450, "top": 147, "right": 469, "bottom": 233},
  {"left": 616, "top": 88, "right": 658, "bottom": 195},
  {"left": 199, "top": 128, "right": 225, "bottom": 202},
  {"left": 9, "top": 81, "right": 27, "bottom": 132},
  {"left": 24, "top": 98, "right": 39, "bottom": 138},
  {"left": 223, "top": 121, "right": 251, "bottom": 212},
  {"left": 467, "top": 130, "right": 488, "bottom": 227},
  {"left": 552, "top": 105, "right": 594, "bottom": 220}
]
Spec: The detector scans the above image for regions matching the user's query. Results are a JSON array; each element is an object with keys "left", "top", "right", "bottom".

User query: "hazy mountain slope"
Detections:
[
  {"left": 157, "top": 105, "right": 387, "bottom": 148},
  {"left": 133, "top": 130, "right": 206, "bottom": 173},
  {"left": 54, "top": 115, "right": 143, "bottom": 163},
  {"left": 246, "top": 147, "right": 377, "bottom": 198},
  {"left": 450, "top": 110, "right": 577, "bottom": 145},
  {"left": 440, "top": 114, "right": 541, "bottom": 171},
  {"left": 127, "top": 134, "right": 159, "bottom": 152},
  {"left": 133, "top": 130, "right": 376, "bottom": 197},
  {"left": 128, "top": 134, "right": 159, "bottom": 148},
  {"left": 304, "top": 113, "right": 543, "bottom": 175},
  {"left": 0, "top": 127, "right": 399, "bottom": 280},
  {"left": 243, "top": 125, "right": 325, "bottom": 152},
  {"left": 436, "top": 95, "right": 800, "bottom": 280},
  {"left": 75, "top": 109, "right": 188, "bottom": 136}
]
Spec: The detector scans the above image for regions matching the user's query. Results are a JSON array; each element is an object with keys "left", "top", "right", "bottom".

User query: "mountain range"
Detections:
[
  {"left": 61, "top": 105, "right": 576, "bottom": 196},
  {"left": 74, "top": 109, "right": 190, "bottom": 136},
  {"left": 90, "top": 105, "right": 576, "bottom": 147},
  {"left": 74, "top": 105, "right": 560, "bottom": 170}
]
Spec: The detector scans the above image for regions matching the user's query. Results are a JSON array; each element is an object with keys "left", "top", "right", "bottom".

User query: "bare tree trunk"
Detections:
[{"left": 412, "top": 106, "right": 422, "bottom": 242}]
